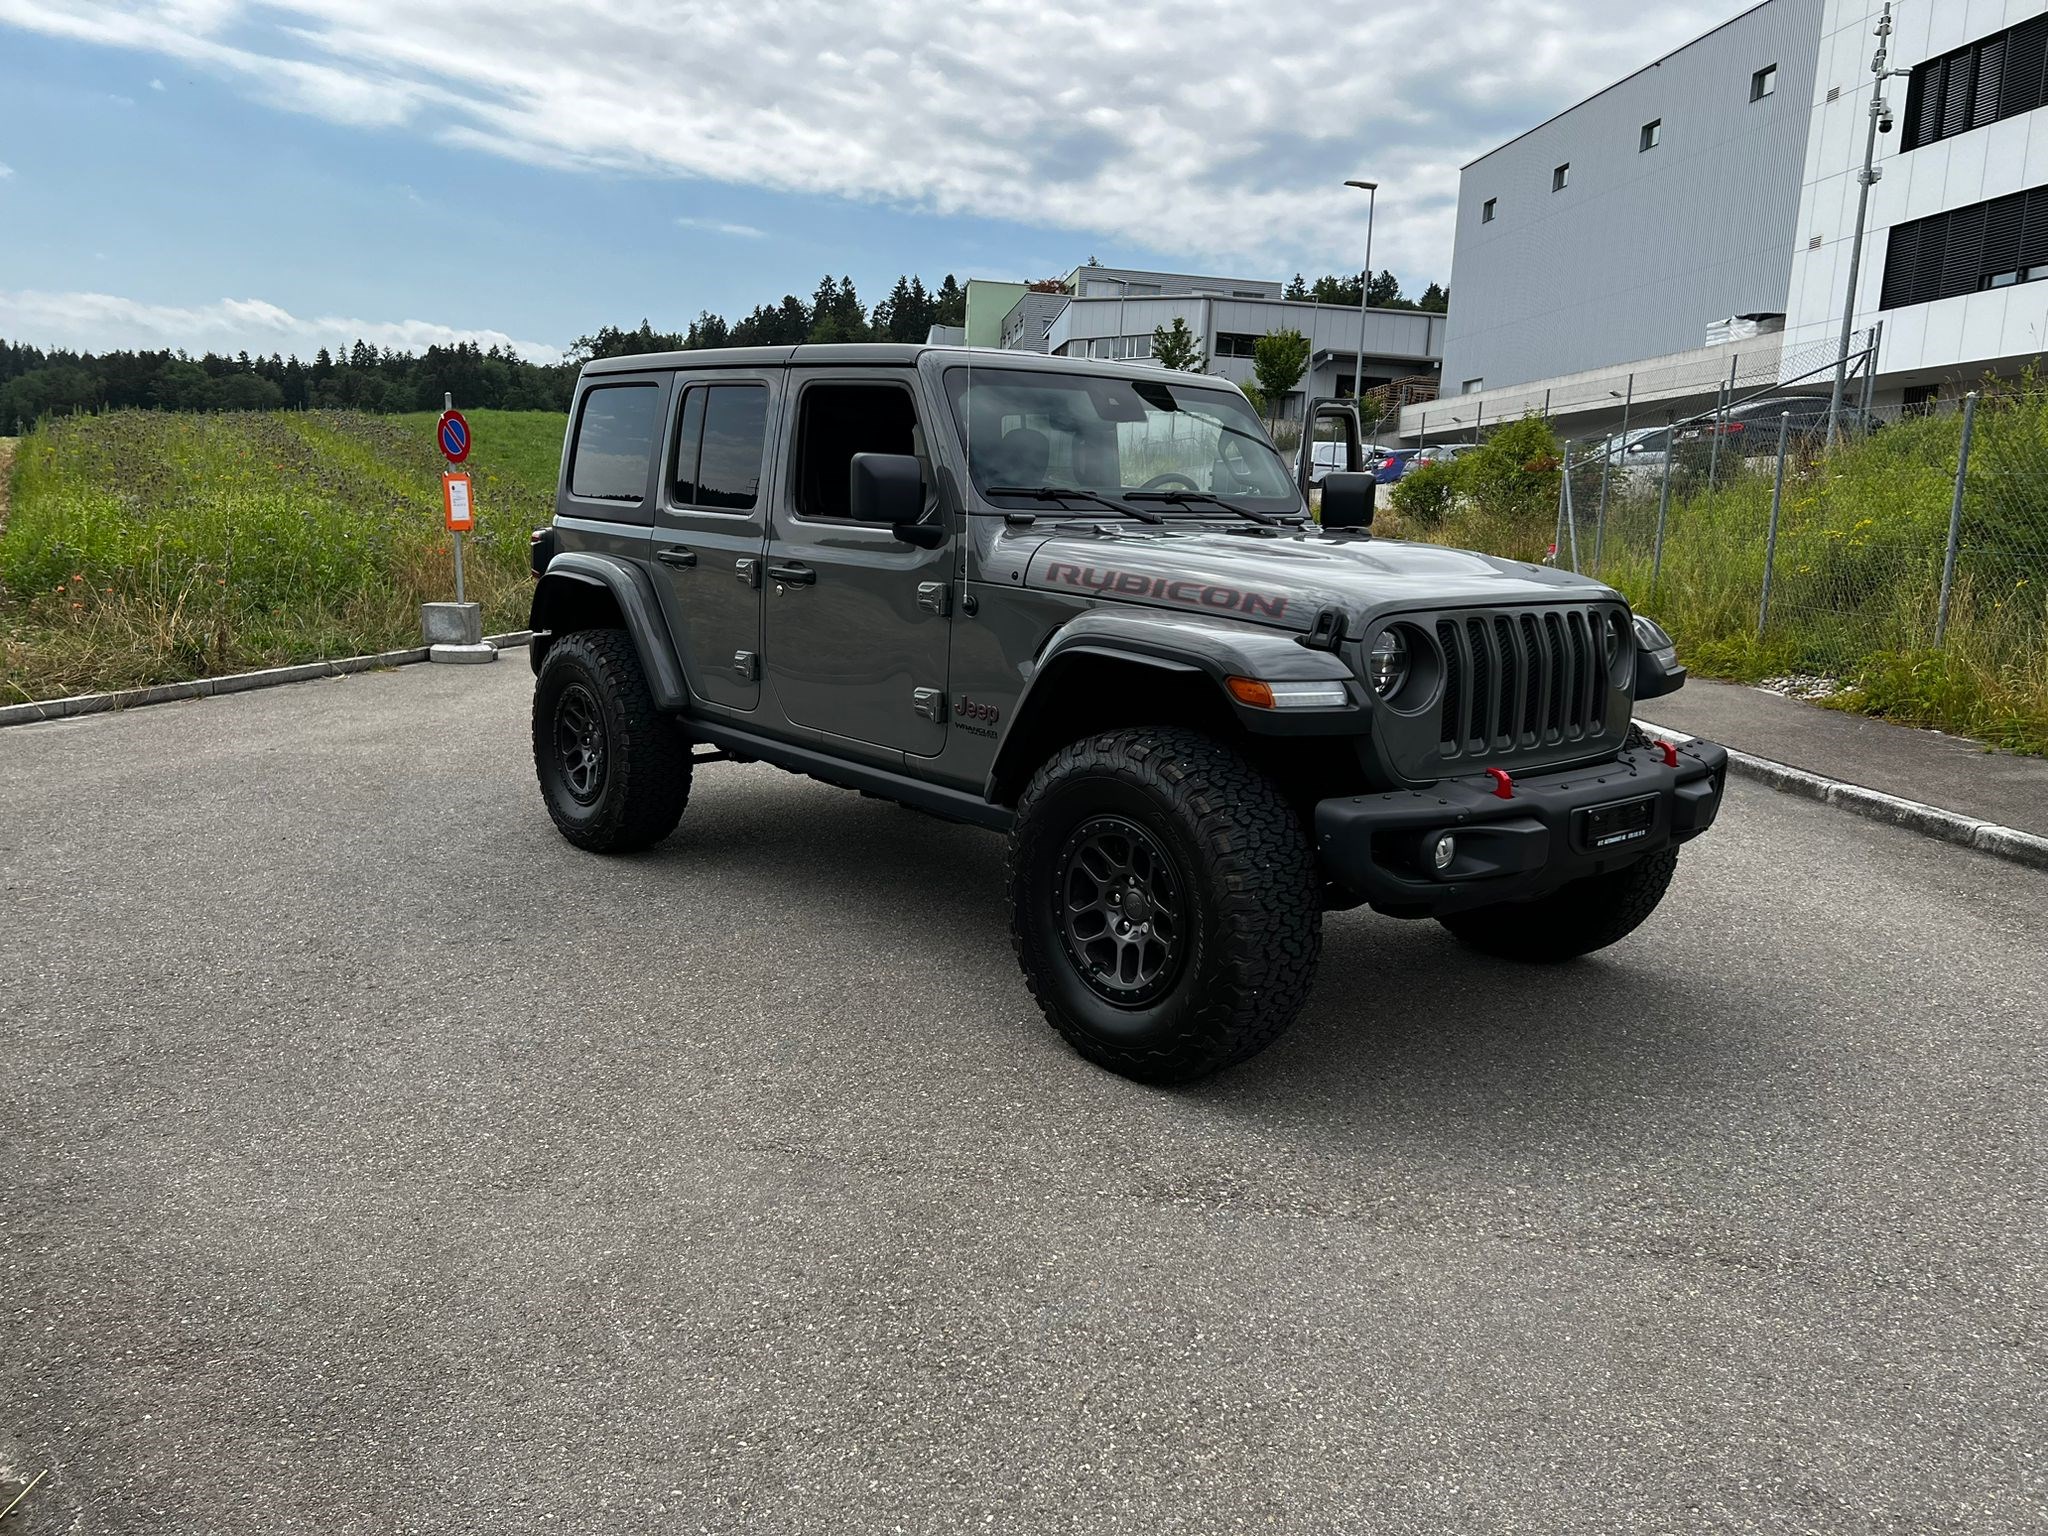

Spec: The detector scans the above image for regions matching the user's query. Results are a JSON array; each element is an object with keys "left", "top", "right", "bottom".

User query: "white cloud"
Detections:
[
  {"left": 0, "top": 0, "right": 1736, "bottom": 278},
  {"left": 675, "top": 216, "right": 766, "bottom": 240},
  {"left": 0, "top": 288, "right": 564, "bottom": 361},
  {"left": 149, "top": 76, "right": 165, "bottom": 89},
  {"left": 0, "top": 162, "right": 13, "bottom": 179}
]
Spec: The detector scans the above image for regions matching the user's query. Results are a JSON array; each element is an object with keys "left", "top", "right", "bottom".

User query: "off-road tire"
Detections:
[
  {"left": 532, "top": 629, "right": 691, "bottom": 853},
  {"left": 1438, "top": 847, "right": 1679, "bottom": 962},
  {"left": 1008, "top": 727, "right": 1321, "bottom": 1084}
]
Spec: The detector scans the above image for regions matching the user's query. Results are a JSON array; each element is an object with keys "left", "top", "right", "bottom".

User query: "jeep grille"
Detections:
[{"left": 1432, "top": 604, "right": 1630, "bottom": 763}]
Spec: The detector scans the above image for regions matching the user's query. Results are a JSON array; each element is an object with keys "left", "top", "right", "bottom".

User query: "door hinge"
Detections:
[
  {"left": 911, "top": 687, "right": 947, "bottom": 722},
  {"left": 733, "top": 650, "right": 759, "bottom": 681},
  {"left": 735, "top": 557, "right": 760, "bottom": 589},
  {"left": 917, "top": 581, "right": 952, "bottom": 617}
]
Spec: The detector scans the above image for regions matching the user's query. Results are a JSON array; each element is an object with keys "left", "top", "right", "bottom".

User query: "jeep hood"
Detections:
[{"left": 1020, "top": 525, "right": 1616, "bottom": 632}]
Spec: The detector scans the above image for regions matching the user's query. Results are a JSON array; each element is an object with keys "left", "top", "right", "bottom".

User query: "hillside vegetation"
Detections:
[
  {"left": 1383, "top": 400, "right": 2048, "bottom": 754},
  {"left": 0, "top": 409, "right": 565, "bottom": 703}
]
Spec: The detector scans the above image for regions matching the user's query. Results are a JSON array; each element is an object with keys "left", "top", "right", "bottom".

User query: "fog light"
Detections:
[{"left": 1431, "top": 833, "right": 1457, "bottom": 871}]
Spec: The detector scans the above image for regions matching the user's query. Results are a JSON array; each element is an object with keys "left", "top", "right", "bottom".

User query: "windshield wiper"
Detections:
[
  {"left": 1125, "top": 489, "right": 1295, "bottom": 527},
  {"left": 988, "top": 485, "right": 1166, "bottom": 524}
]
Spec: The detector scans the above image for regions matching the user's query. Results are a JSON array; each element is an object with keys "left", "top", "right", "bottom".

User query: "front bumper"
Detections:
[{"left": 1314, "top": 737, "right": 1728, "bottom": 917}]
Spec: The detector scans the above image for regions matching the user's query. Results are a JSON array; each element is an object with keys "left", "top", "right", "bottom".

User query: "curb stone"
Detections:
[
  {"left": 1638, "top": 716, "right": 2048, "bottom": 874},
  {"left": 0, "top": 631, "right": 533, "bottom": 729}
]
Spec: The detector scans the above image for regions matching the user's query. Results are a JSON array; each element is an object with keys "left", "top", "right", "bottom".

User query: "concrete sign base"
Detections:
[
  {"left": 429, "top": 642, "right": 499, "bottom": 665},
  {"left": 421, "top": 602, "right": 484, "bottom": 646}
]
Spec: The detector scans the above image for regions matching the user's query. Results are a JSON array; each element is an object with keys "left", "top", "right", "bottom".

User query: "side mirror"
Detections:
[
  {"left": 849, "top": 452, "right": 928, "bottom": 533},
  {"left": 1320, "top": 472, "right": 1376, "bottom": 531},
  {"left": 1631, "top": 614, "right": 1688, "bottom": 699}
]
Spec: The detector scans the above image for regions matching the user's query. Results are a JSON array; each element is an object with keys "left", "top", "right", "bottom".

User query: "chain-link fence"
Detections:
[{"left": 1536, "top": 383, "right": 2048, "bottom": 742}]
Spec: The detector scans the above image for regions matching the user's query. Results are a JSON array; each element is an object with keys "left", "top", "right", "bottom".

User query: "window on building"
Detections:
[
  {"left": 1751, "top": 64, "right": 1777, "bottom": 101},
  {"left": 1903, "top": 15, "right": 2048, "bottom": 152},
  {"left": 670, "top": 383, "right": 768, "bottom": 511},
  {"left": 569, "top": 383, "right": 660, "bottom": 503},
  {"left": 1214, "top": 332, "right": 1262, "bottom": 358},
  {"left": 792, "top": 382, "right": 920, "bottom": 521},
  {"left": 1552, "top": 163, "right": 1570, "bottom": 192},
  {"left": 1881, "top": 182, "right": 2048, "bottom": 310},
  {"left": 1461, "top": 378, "right": 1485, "bottom": 395},
  {"left": 1640, "top": 119, "right": 1662, "bottom": 152},
  {"left": 1482, "top": 198, "right": 1498, "bottom": 223}
]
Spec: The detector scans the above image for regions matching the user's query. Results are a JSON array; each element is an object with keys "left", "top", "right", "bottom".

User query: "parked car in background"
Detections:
[
  {"left": 1369, "top": 446, "right": 1422, "bottom": 483},
  {"left": 1300, "top": 439, "right": 1349, "bottom": 487},
  {"left": 1585, "top": 426, "right": 1672, "bottom": 467},
  {"left": 1678, "top": 395, "right": 1874, "bottom": 453},
  {"left": 1409, "top": 443, "right": 1475, "bottom": 472},
  {"left": 1303, "top": 440, "right": 1418, "bottom": 487}
]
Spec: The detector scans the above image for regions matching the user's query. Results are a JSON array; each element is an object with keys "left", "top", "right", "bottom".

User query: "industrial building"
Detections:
[
  {"left": 1413, "top": 0, "right": 2048, "bottom": 443},
  {"left": 934, "top": 264, "right": 1445, "bottom": 423}
]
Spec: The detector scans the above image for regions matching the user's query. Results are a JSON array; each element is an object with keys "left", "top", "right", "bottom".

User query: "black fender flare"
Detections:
[
  {"left": 985, "top": 610, "right": 1362, "bottom": 801},
  {"left": 528, "top": 552, "right": 690, "bottom": 711}
]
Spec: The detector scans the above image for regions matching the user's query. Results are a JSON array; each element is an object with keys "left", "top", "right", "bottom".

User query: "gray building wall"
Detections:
[
  {"left": 1066, "top": 266, "right": 1282, "bottom": 301},
  {"left": 998, "top": 291, "right": 1069, "bottom": 352},
  {"left": 1439, "top": 0, "right": 1825, "bottom": 394}
]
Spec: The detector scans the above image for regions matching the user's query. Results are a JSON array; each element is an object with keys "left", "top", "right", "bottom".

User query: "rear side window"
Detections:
[
  {"left": 671, "top": 383, "right": 769, "bottom": 511},
  {"left": 569, "top": 383, "right": 660, "bottom": 502}
]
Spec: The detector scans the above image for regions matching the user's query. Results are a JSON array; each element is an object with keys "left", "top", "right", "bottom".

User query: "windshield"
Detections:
[{"left": 946, "top": 368, "right": 1299, "bottom": 509}]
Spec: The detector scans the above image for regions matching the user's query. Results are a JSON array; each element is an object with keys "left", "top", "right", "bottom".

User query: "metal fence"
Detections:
[
  {"left": 1547, "top": 385, "right": 2048, "bottom": 692},
  {"left": 1391, "top": 328, "right": 1882, "bottom": 453}
]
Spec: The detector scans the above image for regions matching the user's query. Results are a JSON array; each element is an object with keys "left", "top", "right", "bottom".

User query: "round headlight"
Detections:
[{"left": 1368, "top": 628, "right": 1410, "bottom": 697}]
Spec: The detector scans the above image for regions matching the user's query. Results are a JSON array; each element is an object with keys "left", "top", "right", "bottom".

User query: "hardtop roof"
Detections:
[{"left": 578, "top": 343, "right": 1247, "bottom": 388}]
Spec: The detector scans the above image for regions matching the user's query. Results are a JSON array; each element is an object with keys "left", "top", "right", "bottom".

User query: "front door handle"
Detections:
[
  {"left": 655, "top": 546, "right": 697, "bottom": 568},
  {"left": 766, "top": 563, "right": 816, "bottom": 586}
]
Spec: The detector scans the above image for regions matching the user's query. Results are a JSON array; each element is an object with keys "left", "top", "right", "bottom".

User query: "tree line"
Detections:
[
  {"left": 1284, "top": 271, "right": 1449, "bottom": 312},
  {"left": 0, "top": 265, "right": 1443, "bottom": 432},
  {"left": 0, "top": 271, "right": 969, "bottom": 432}
]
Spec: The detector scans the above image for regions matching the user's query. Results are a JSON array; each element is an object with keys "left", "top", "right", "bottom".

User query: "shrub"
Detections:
[
  {"left": 1389, "top": 460, "right": 1459, "bottom": 527},
  {"left": 1458, "top": 414, "right": 1560, "bottom": 529}
]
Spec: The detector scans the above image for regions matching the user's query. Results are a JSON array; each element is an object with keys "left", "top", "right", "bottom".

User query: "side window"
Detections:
[
  {"left": 669, "top": 388, "right": 706, "bottom": 504},
  {"left": 668, "top": 382, "right": 770, "bottom": 512},
  {"left": 570, "top": 383, "right": 660, "bottom": 502},
  {"left": 697, "top": 385, "right": 770, "bottom": 510},
  {"left": 792, "top": 382, "right": 919, "bottom": 520}
]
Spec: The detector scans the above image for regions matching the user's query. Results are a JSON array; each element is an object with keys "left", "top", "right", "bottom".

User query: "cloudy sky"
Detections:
[{"left": 0, "top": 0, "right": 1738, "bottom": 362}]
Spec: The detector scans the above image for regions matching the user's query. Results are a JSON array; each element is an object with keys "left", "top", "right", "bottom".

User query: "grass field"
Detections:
[{"left": 0, "top": 409, "right": 566, "bottom": 703}]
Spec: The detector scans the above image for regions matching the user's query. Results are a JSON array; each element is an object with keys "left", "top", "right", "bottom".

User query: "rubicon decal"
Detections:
[{"left": 1043, "top": 563, "right": 1289, "bottom": 620}]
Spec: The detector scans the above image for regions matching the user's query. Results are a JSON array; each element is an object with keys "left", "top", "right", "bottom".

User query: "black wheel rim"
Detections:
[
  {"left": 553, "top": 684, "right": 607, "bottom": 804},
  {"left": 1054, "top": 815, "right": 1187, "bottom": 1008}
]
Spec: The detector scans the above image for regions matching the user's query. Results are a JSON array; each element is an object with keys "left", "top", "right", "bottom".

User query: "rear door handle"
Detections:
[
  {"left": 766, "top": 563, "right": 816, "bottom": 586},
  {"left": 655, "top": 546, "right": 697, "bottom": 568}
]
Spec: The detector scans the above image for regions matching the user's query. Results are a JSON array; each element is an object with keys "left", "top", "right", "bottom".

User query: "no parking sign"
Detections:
[{"left": 436, "top": 408, "right": 471, "bottom": 463}]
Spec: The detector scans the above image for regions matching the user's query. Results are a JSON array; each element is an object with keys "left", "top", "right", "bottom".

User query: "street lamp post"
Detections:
[
  {"left": 1345, "top": 179, "right": 1379, "bottom": 402},
  {"left": 1828, "top": 0, "right": 1909, "bottom": 444}
]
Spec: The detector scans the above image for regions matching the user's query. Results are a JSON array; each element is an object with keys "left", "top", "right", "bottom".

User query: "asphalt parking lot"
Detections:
[{"left": 3, "top": 659, "right": 2044, "bottom": 1534}]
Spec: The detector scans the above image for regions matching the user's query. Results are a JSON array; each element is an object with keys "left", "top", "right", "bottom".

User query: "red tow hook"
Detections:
[
  {"left": 1652, "top": 739, "right": 1681, "bottom": 768},
  {"left": 1484, "top": 767, "right": 1515, "bottom": 799}
]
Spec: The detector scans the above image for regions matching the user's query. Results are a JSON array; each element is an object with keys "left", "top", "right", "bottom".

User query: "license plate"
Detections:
[{"left": 1578, "top": 794, "right": 1657, "bottom": 851}]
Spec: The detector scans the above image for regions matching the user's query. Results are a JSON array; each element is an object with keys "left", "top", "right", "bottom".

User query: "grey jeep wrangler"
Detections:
[{"left": 528, "top": 344, "right": 1726, "bottom": 1083}]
